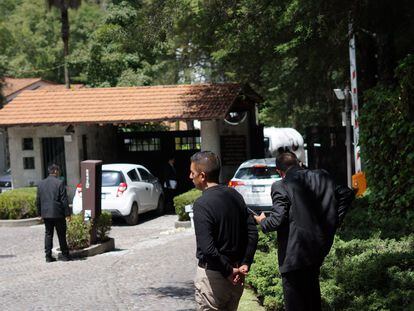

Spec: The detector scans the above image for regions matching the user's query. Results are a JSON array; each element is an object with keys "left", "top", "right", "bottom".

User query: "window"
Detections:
[
  {"left": 138, "top": 168, "right": 150, "bottom": 181},
  {"left": 23, "top": 157, "right": 35, "bottom": 169},
  {"left": 175, "top": 136, "right": 201, "bottom": 150},
  {"left": 124, "top": 138, "right": 161, "bottom": 151},
  {"left": 127, "top": 169, "right": 140, "bottom": 182},
  {"left": 235, "top": 167, "right": 280, "bottom": 180},
  {"left": 102, "top": 171, "right": 125, "bottom": 187},
  {"left": 22, "top": 138, "right": 33, "bottom": 150}
]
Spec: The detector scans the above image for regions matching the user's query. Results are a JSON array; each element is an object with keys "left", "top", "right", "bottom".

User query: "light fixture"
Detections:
[
  {"left": 65, "top": 124, "right": 75, "bottom": 134},
  {"left": 333, "top": 88, "right": 345, "bottom": 100}
]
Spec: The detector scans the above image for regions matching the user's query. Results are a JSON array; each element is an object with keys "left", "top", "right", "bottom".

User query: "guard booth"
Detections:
[{"left": 81, "top": 160, "right": 102, "bottom": 244}]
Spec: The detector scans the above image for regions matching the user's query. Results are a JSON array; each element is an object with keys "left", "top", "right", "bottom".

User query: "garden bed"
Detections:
[{"left": 53, "top": 237, "right": 115, "bottom": 259}]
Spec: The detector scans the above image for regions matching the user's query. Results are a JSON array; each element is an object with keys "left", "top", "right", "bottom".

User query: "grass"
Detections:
[{"left": 238, "top": 286, "right": 265, "bottom": 311}]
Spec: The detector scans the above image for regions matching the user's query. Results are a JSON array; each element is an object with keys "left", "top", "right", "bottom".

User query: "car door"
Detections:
[
  {"left": 137, "top": 168, "right": 157, "bottom": 210},
  {"left": 126, "top": 168, "right": 148, "bottom": 211}
]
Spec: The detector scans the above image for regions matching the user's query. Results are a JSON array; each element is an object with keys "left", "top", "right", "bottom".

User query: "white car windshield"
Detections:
[{"left": 235, "top": 167, "right": 280, "bottom": 180}]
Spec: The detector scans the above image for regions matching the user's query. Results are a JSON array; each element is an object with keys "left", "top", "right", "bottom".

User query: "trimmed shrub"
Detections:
[
  {"left": 96, "top": 211, "right": 112, "bottom": 242},
  {"left": 359, "top": 55, "right": 414, "bottom": 212},
  {"left": 0, "top": 187, "right": 37, "bottom": 219},
  {"left": 66, "top": 214, "right": 91, "bottom": 250},
  {"left": 174, "top": 188, "right": 201, "bottom": 221},
  {"left": 247, "top": 195, "right": 414, "bottom": 310}
]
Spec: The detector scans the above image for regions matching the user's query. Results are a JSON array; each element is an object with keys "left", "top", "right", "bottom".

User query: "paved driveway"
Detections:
[{"left": 0, "top": 214, "right": 197, "bottom": 310}]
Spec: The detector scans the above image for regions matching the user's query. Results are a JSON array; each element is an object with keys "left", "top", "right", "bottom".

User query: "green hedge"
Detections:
[
  {"left": 67, "top": 211, "right": 112, "bottom": 249},
  {"left": 247, "top": 195, "right": 414, "bottom": 310},
  {"left": 67, "top": 214, "right": 91, "bottom": 250},
  {"left": 0, "top": 187, "right": 37, "bottom": 219},
  {"left": 359, "top": 54, "right": 414, "bottom": 212},
  {"left": 174, "top": 188, "right": 202, "bottom": 221}
]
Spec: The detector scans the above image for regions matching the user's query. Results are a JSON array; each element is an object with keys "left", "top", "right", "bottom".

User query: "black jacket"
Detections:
[
  {"left": 163, "top": 163, "right": 177, "bottom": 189},
  {"left": 260, "top": 166, "right": 354, "bottom": 274},
  {"left": 36, "top": 175, "right": 70, "bottom": 218}
]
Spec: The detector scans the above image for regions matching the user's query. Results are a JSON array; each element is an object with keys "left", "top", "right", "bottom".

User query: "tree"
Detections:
[
  {"left": 47, "top": 0, "right": 82, "bottom": 88},
  {"left": 0, "top": 56, "right": 7, "bottom": 107}
]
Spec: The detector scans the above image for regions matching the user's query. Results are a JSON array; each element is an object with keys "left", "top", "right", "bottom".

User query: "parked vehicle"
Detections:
[
  {"left": 228, "top": 158, "right": 281, "bottom": 214},
  {"left": 73, "top": 164, "right": 164, "bottom": 225},
  {"left": 263, "top": 127, "right": 306, "bottom": 164},
  {"left": 0, "top": 168, "right": 12, "bottom": 193}
]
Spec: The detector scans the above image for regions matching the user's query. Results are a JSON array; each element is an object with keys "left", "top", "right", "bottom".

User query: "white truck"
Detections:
[{"left": 263, "top": 127, "right": 306, "bottom": 164}]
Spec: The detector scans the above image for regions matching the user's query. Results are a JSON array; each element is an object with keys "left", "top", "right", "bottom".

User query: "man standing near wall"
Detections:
[
  {"left": 189, "top": 151, "right": 258, "bottom": 310},
  {"left": 254, "top": 152, "right": 354, "bottom": 311},
  {"left": 36, "top": 164, "right": 71, "bottom": 262}
]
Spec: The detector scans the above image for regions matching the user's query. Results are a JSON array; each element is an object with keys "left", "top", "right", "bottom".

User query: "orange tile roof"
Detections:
[
  {"left": 3, "top": 77, "right": 42, "bottom": 97},
  {"left": 3, "top": 77, "right": 84, "bottom": 97},
  {"left": 39, "top": 84, "right": 84, "bottom": 91},
  {"left": 0, "top": 83, "right": 255, "bottom": 126}
]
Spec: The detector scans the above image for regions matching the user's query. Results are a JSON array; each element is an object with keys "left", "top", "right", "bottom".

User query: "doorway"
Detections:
[{"left": 42, "top": 137, "right": 67, "bottom": 183}]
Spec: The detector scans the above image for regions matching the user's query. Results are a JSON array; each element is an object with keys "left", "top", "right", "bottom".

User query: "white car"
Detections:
[
  {"left": 228, "top": 158, "right": 282, "bottom": 214},
  {"left": 73, "top": 164, "right": 164, "bottom": 225}
]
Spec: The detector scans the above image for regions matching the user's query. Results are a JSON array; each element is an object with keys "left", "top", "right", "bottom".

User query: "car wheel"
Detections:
[
  {"left": 125, "top": 202, "right": 139, "bottom": 226},
  {"left": 155, "top": 196, "right": 165, "bottom": 216}
]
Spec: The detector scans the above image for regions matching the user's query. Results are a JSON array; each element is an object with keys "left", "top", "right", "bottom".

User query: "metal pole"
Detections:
[{"left": 344, "top": 86, "right": 352, "bottom": 188}]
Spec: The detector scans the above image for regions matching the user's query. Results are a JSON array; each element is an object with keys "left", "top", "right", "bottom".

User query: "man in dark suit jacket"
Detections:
[
  {"left": 36, "top": 164, "right": 71, "bottom": 262},
  {"left": 163, "top": 155, "right": 178, "bottom": 212},
  {"left": 254, "top": 152, "right": 354, "bottom": 311}
]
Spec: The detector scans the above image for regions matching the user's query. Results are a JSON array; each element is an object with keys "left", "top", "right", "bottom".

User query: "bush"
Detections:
[
  {"left": 0, "top": 187, "right": 37, "bottom": 219},
  {"left": 66, "top": 214, "right": 91, "bottom": 250},
  {"left": 247, "top": 196, "right": 414, "bottom": 310},
  {"left": 174, "top": 188, "right": 202, "bottom": 221},
  {"left": 359, "top": 55, "right": 414, "bottom": 212},
  {"left": 246, "top": 251, "right": 284, "bottom": 310},
  {"left": 96, "top": 211, "right": 112, "bottom": 242}
]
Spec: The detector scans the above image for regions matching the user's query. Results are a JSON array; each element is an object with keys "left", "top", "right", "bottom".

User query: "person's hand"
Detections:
[
  {"left": 253, "top": 212, "right": 266, "bottom": 224},
  {"left": 227, "top": 268, "right": 241, "bottom": 285},
  {"left": 239, "top": 264, "right": 249, "bottom": 276},
  {"left": 66, "top": 216, "right": 71, "bottom": 222}
]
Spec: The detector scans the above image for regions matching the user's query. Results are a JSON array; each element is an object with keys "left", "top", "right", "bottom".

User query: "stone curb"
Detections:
[
  {"left": 0, "top": 217, "right": 42, "bottom": 227},
  {"left": 52, "top": 237, "right": 115, "bottom": 259},
  {"left": 174, "top": 220, "right": 191, "bottom": 229}
]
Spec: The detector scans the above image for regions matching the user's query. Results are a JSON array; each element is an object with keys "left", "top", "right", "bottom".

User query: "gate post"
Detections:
[{"left": 81, "top": 160, "right": 102, "bottom": 244}]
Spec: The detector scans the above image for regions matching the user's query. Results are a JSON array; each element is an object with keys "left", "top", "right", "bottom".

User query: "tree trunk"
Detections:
[{"left": 61, "top": 7, "right": 70, "bottom": 89}]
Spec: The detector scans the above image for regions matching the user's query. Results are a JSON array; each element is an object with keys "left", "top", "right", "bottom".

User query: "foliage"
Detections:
[
  {"left": 96, "top": 211, "right": 112, "bottom": 242},
  {"left": 0, "top": 187, "right": 37, "bottom": 219},
  {"left": 0, "top": 55, "right": 7, "bottom": 106},
  {"left": 247, "top": 195, "right": 414, "bottom": 310},
  {"left": 0, "top": 0, "right": 104, "bottom": 82},
  {"left": 359, "top": 55, "right": 414, "bottom": 212},
  {"left": 118, "top": 122, "right": 169, "bottom": 132},
  {"left": 66, "top": 213, "right": 91, "bottom": 250},
  {"left": 173, "top": 188, "right": 201, "bottom": 221}
]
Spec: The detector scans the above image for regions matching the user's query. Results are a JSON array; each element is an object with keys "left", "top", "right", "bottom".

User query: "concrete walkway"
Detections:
[{"left": 0, "top": 213, "right": 197, "bottom": 310}]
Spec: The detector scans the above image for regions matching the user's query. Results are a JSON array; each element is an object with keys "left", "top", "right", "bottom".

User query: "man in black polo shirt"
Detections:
[{"left": 189, "top": 151, "right": 258, "bottom": 311}]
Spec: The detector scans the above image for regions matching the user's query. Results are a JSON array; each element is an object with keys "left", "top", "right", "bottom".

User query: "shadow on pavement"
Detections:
[
  {"left": 133, "top": 281, "right": 194, "bottom": 301},
  {"left": 111, "top": 210, "right": 177, "bottom": 227}
]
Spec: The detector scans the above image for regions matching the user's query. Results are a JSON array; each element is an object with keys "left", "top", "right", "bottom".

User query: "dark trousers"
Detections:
[
  {"left": 44, "top": 218, "right": 69, "bottom": 257},
  {"left": 281, "top": 265, "right": 321, "bottom": 311},
  {"left": 164, "top": 188, "right": 176, "bottom": 213}
]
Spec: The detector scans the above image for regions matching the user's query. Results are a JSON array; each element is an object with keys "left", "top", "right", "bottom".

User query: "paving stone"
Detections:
[{"left": 0, "top": 213, "right": 197, "bottom": 310}]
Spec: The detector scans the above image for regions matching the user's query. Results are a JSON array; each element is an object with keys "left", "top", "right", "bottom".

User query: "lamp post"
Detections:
[{"left": 334, "top": 87, "right": 352, "bottom": 188}]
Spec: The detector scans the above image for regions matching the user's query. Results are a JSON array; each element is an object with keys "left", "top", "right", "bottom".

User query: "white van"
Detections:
[{"left": 263, "top": 127, "right": 306, "bottom": 164}]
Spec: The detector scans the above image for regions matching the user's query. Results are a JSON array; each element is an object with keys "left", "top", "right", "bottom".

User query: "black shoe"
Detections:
[
  {"left": 61, "top": 255, "right": 72, "bottom": 261},
  {"left": 46, "top": 256, "right": 57, "bottom": 263}
]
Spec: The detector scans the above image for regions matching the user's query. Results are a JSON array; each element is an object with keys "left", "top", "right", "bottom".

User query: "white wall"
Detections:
[
  {"left": 8, "top": 124, "right": 118, "bottom": 201},
  {"left": 200, "top": 111, "right": 252, "bottom": 183}
]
